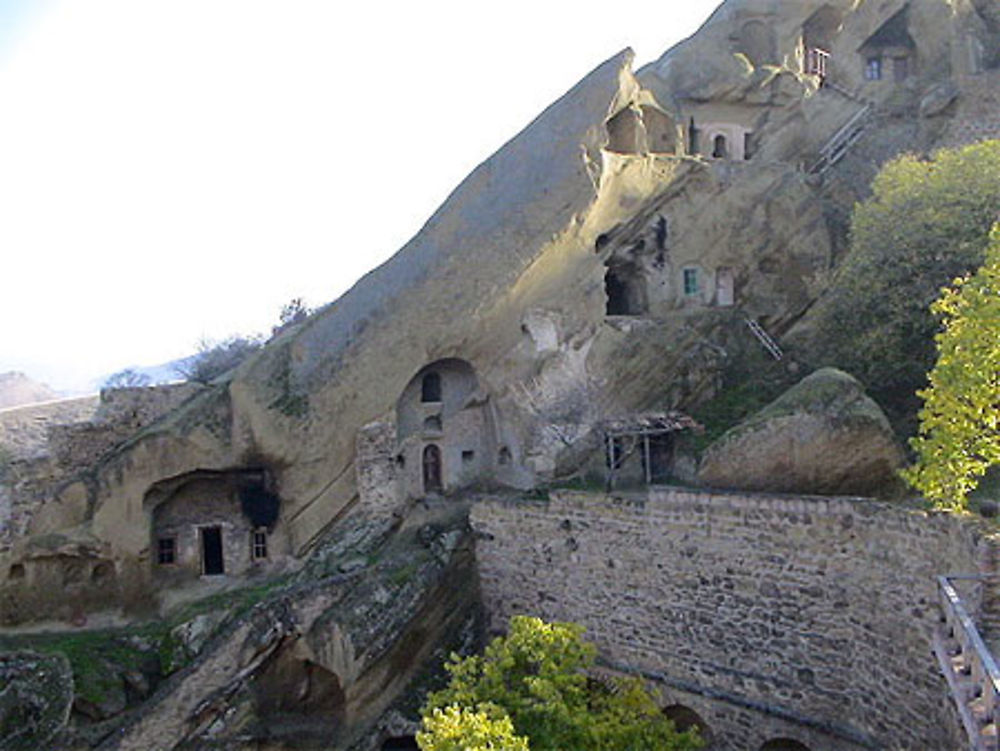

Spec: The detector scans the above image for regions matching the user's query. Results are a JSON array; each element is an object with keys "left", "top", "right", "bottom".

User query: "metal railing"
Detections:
[{"left": 936, "top": 574, "right": 1000, "bottom": 750}]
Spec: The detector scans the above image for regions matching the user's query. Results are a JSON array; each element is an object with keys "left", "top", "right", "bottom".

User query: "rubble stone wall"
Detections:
[{"left": 472, "top": 487, "right": 987, "bottom": 750}]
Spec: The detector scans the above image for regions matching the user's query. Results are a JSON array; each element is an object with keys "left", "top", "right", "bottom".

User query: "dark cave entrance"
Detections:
[
  {"left": 605, "top": 263, "right": 647, "bottom": 316},
  {"left": 382, "top": 737, "right": 419, "bottom": 750}
]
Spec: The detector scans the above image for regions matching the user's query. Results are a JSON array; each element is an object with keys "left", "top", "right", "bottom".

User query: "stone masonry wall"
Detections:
[
  {"left": 48, "top": 383, "right": 201, "bottom": 475},
  {"left": 472, "top": 488, "right": 991, "bottom": 750}
]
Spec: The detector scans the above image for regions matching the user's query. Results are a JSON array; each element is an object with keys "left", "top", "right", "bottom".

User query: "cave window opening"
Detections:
[
  {"left": 157, "top": 536, "right": 177, "bottom": 565},
  {"left": 688, "top": 118, "right": 700, "bottom": 155},
  {"left": 865, "top": 56, "right": 882, "bottom": 80},
  {"left": 252, "top": 529, "right": 268, "bottom": 560},
  {"left": 421, "top": 372, "right": 442, "bottom": 403},
  {"left": 712, "top": 134, "right": 728, "bottom": 159},
  {"left": 8, "top": 563, "right": 25, "bottom": 581},
  {"left": 654, "top": 216, "right": 668, "bottom": 250},
  {"left": 462, "top": 450, "right": 475, "bottom": 463},
  {"left": 744, "top": 133, "right": 754, "bottom": 161},
  {"left": 91, "top": 561, "right": 114, "bottom": 583},
  {"left": 498, "top": 446, "right": 511, "bottom": 465},
  {"left": 605, "top": 264, "right": 647, "bottom": 316}
]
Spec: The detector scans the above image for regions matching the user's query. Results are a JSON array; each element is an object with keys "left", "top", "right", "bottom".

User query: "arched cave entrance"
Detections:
[
  {"left": 396, "top": 358, "right": 495, "bottom": 498},
  {"left": 663, "top": 705, "right": 712, "bottom": 744},
  {"left": 253, "top": 648, "right": 346, "bottom": 741},
  {"left": 760, "top": 739, "right": 812, "bottom": 751}
]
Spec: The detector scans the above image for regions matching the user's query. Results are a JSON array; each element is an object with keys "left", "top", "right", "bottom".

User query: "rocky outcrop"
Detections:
[
  {"left": 697, "top": 368, "right": 905, "bottom": 496},
  {"left": 0, "top": 651, "right": 73, "bottom": 751}
]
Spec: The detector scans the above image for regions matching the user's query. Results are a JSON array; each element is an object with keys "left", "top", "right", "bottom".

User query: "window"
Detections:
[
  {"left": 683, "top": 268, "right": 699, "bottom": 296},
  {"left": 865, "top": 56, "right": 882, "bottom": 80},
  {"left": 461, "top": 450, "right": 475, "bottom": 463},
  {"left": 421, "top": 372, "right": 441, "bottom": 402},
  {"left": 252, "top": 530, "right": 268, "bottom": 560},
  {"left": 712, "top": 134, "right": 728, "bottom": 159},
  {"left": 157, "top": 536, "right": 176, "bottom": 565}
]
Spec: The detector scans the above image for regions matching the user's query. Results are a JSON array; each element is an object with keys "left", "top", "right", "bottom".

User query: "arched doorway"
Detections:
[
  {"left": 423, "top": 444, "right": 442, "bottom": 494},
  {"left": 760, "top": 739, "right": 811, "bottom": 751},
  {"left": 663, "top": 705, "right": 712, "bottom": 744}
]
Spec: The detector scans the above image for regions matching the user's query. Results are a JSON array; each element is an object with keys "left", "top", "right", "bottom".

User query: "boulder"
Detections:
[{"left": 697, "top": 368, "right": 905, "bottom": 496}]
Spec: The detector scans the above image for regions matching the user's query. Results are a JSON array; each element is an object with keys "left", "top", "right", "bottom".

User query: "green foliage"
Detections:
[
  {"left": 810, "top": 140, "right": 1000, "bottom": 432},
  {"left": 178, "top": 335, "right": 263, "bottom": 384},
  {"left": 420, "top": 616, "right": 702, "bottom": 751},
  {"left": 418, "top": 705, "right": 530, "bottom": 751},
  {"left": 901, "top": 224, "right": 1000, "bottom": 509}
]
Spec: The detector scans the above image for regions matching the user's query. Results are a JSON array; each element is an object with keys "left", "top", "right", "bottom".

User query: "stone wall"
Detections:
[
  {"left": 942, "top": 71, "right": 1000, "bottom": 148},
  {"left": 48, "top": 383, "right": 201, "bottom": 474},
  {"left": 0, "top": 395, "right": 99, "bottom": 460},
  {"left": 472, "top": 487, "right": 991, "bottom": 750}
]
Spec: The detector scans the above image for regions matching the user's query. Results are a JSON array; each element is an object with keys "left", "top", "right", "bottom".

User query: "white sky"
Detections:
[{"left": 0, "top": 0, "right": 720, "bottom": 392}]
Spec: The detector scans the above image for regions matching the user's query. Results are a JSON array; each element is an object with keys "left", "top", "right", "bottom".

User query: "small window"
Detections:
[
  {"left": 8, "top": 563, "right": 25, "bottom": 581},
  {"left": 252, "top": 530, "right": 268, "bottom": 560},
  {"left": 421, "top": 372, "right": 441, "bottom": 402},
  {"left": 461, "top": 450, "right": 475, "bottom": 463},
  {"left": 498, "top": 446, "right": 511, "bottom": 465},
  {"left": 157, "top": 537, "right": 176, "bottom": 565},
  {"left": 712, "top": 134, "right": 728, "bottom": 159},
  {"left": 865, "top": 56, "right": 882, "bottom": 80},
  {"left": 683, "top": 268, "right": 700, "bottom": 296}
]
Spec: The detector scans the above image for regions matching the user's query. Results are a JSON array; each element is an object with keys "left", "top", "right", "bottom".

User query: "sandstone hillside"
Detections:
[{"left": 0, "top": 372, "right": 58, "bottom": 409}]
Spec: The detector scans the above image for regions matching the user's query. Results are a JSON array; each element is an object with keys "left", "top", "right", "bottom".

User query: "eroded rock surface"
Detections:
[
  {"left": 0, "top": 651, "right": 73, "bottom": 751},
  {"left": 697, "top": 367, "right": 905, "bottom": 495}
]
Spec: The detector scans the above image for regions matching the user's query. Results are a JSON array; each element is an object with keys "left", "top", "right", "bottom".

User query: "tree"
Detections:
[
  {"left": 809, "top": 140, "right": 1000, "bottom": 433},
  {"left": 419, "top": 616, "right": 702, "bottom": 751},
  {"left": 176, "top": 335, "right": 263, "bottom": 384},
  {"left": 271, "top": 297, "right": 311, "bottom": 337},
  {"left": 417, "top": 706, "right": 529, "bottom": 751},
  {"left": 102, "top": 368, "right": 152, "bottom": 390},
  {"left": 901, "top": 223, "right": 1000, "bottom": 509}
]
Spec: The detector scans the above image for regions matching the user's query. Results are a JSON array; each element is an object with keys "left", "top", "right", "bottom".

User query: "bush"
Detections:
[
  {"left": 420, "top": 616, "right": 702, "bottom": 751},
  {"left": 176, "top": 336, "right": 263, "bottom": 384},
  {"left": 102, "top": 368, "right": 151, "bottom": 390}
]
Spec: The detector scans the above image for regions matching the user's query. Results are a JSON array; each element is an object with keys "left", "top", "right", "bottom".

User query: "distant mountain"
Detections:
[
  {"left": 90, "top": 354, "right": 198, "bottom": 392},
  {"left": 0, "top": 371, "right": 60, "bottom": 409}
]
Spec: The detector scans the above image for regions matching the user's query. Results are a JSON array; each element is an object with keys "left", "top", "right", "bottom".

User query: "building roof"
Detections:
[{"left": 600, "top": 411, "right": 702, "bottom": 435}]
